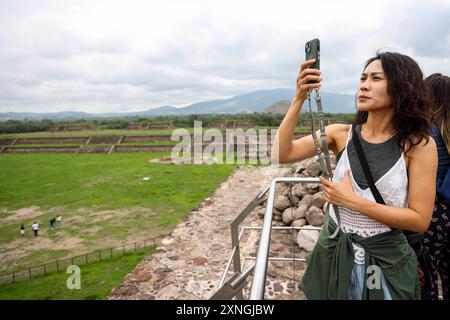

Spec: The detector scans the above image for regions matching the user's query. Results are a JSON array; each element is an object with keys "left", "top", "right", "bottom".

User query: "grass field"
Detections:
[
  {"left": 0, "top": 127, "right": 272, "bottom": 299},
  {"left": 0, "top": 247, "right": 154, "bottom": 300},
  {"left": 0, "top": 152, "right": 237, "bottom": 274}
]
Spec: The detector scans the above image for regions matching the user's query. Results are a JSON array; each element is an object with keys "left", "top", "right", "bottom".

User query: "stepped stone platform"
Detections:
[{"left": 108, "top": 163, "right": 309, "bottom": 300}]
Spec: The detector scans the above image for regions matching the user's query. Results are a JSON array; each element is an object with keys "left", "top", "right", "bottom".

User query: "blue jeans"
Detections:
[{"left": 347, "top": 263, "right": 392, "bottom": 300}]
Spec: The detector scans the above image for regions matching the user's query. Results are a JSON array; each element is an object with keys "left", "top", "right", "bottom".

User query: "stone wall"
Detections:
[
  {"left": 122, "top": 135, "right": 172, "bottom": 143},
  {"left": 114, "top": 145, "right": 174, "bottom": 152},
  {"left": 88, "top": 136, "right": 122, "bottom": 144},
  {"left": 15, "top": 137, "right": 88, "bottom": 144},
  {"left": 0, "top": 138, "right": 14, "bottom": 145},
  {"left": 3, "top": 146, "right": 80, "bottom": 153}
]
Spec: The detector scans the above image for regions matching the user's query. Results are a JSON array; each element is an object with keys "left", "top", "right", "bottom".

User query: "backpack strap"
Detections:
[{"left": 351, "top": 125, "right": 385, "bottom": 205}]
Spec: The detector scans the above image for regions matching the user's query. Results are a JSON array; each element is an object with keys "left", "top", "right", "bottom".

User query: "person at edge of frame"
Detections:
[{"left": 421, "top": 73, "right": 450, "bottom": 300}]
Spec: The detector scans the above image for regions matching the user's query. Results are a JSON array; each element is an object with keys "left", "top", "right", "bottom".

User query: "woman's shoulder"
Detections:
[
  {"left": 408, "top": 134, "right": 437, "bottom": 153},
  {"left": 325, "top": 124, "right": 351, "bottom": 154},
  {"left": 326, "top": 123, "right": 350, "bottom": 134},
  {"left": 326, "top": 123, "right": 351, "bottom": 141},
  {"left": 405, "top": 134, "right": 437, "bottom": 166}
]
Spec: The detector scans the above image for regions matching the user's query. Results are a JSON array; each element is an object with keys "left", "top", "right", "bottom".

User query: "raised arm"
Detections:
[{"left": 271, "top": 59, "right": 339, "bottom": 164}]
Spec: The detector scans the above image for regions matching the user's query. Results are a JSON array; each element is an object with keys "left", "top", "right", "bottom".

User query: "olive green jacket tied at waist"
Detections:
[{"left": 302, "top": 214, "right": 420, "bottom": 300}]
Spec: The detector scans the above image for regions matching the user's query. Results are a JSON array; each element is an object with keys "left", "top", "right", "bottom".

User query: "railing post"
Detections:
[
  {"left": 110, "top": 248, "right": 113, "bottom": 258},
  {"left": 230, "top": 223, "right": 243, "bottom": 299},
  {"left": 249, "top": 179, "right": 277, "bottom": 300},
  {"left": 12, "top": 272, "right": 15, "bottom": 283},
  {"left": 28, "top": 268, "right": 32, "bottom": 279},
  {"left": 56, "top": 260, "right": 59, "bottom": 272}
]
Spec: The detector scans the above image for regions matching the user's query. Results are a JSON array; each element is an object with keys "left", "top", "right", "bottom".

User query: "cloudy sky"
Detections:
[{"left": 0, "top": 0, "right": 449, "bottom": 113}]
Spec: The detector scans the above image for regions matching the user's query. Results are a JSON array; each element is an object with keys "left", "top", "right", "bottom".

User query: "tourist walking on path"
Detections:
[
  {"left": 49, "top": 217, "right": 56, "bottom": 229},
  {"left": 31, "top": 221, "right": 39, "bottom": 237}
]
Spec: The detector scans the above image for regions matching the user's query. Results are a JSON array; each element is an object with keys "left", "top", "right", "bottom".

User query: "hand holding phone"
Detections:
[
  {"left": 295, "top": 39, "right": 322, "bottom": 101},
  {"left": 305, "top": 38, "right": 320, "bottom": 83}
]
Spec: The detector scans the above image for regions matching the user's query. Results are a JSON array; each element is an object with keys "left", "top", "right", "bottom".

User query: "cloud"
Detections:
[
  {"left": 0, "top": 0, "right": 449, "bottom": 113},
  {"left": 380, "top": 0, "right": 450, "bottom": 58}
]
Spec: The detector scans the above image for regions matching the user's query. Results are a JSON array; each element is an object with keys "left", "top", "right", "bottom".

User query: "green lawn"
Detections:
[
  {"left": 0, "top": 247, "right": 154, "bottom": 300},
  {"left": 0, "top": 152, "right": 235, "bottom": 211},
  {"left": 0, "top": 152, "right": 237, "bottom": 273}
]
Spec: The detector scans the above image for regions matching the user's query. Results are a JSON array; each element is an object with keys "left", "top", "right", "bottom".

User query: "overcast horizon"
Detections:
[{"left": 1, "top": 0, "right": 449, "bottom": 114}]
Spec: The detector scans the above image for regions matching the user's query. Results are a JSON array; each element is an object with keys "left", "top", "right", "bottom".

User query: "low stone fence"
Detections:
[{"left": 0, "top": 238, "right": 161, "bottom": 286}]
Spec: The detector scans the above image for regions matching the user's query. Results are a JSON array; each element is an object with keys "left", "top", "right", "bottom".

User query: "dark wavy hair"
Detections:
[
  {"left": 353, "top": 51, "right": 432, "bottom": 154},
  {"left": 425, "top": 73, "right": 450, "bottom": 153}
]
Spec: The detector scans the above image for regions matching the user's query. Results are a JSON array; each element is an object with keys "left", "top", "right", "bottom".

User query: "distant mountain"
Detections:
[
  {"left": 263, "top": 100, "right": 292, "bottom": 114},
  {"left": 126, "top": 105, "right": 179, "bottom": 116},
  {"left": 0, "top": 89, "right": 356, "bottom": 121},
  {"left": 135, "top": 89, "right": 356, "bottom": 115}
]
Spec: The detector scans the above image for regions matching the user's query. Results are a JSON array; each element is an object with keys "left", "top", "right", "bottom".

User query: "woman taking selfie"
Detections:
[{"left": 271, "top": 52, "right": 437, "bottom": 299}]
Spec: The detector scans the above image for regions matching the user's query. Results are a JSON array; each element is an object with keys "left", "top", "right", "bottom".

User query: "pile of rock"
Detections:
[{"left": 257, "top": 155, "right": 336, "bottom": 251}]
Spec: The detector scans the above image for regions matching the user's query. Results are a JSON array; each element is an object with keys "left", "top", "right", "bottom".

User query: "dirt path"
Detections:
[{"left": 0, "top": 206, "right": 168, "bottom": 274}]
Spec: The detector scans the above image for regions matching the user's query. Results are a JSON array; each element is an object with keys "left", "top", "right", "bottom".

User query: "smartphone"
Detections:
[{"left": 305, "top": 38, "right": 320, "bottom": 83}]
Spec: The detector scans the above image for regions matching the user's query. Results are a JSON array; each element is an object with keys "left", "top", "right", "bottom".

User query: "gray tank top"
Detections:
[{"left": 336, "top": 124, "right": 401, "bottom": 189}]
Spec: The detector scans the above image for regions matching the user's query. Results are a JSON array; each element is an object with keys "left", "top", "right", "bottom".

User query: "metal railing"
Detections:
[
  {"left": 249, "top": 177, "right": 319, "bottom": 300},
  {"left": 211, "top": 176, "right": 321, "bottom": 300}
]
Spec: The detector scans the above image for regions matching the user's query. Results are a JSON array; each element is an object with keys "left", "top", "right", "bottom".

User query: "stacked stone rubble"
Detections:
[{"left": 256, "top": 155, "right": 336, "bottom": 252}]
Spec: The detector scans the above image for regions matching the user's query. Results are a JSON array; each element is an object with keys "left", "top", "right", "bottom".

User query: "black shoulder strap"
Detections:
[{"left": 351, "top": 125, "right": 386, "bottom": 205}]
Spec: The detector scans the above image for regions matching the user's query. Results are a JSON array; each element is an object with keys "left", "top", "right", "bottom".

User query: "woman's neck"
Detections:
[{"left": 361, "top": 109, "right": 396, "bottom": 141}]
